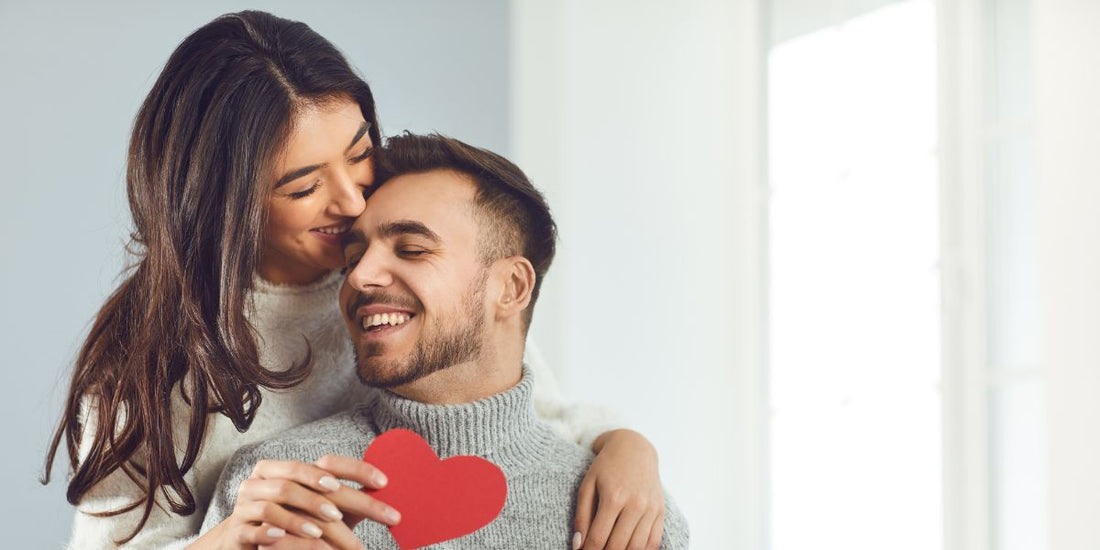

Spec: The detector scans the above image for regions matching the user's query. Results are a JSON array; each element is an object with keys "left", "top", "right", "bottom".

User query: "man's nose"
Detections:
[{"left": 346, "top": 246, "right": 393, "bottom": 289}]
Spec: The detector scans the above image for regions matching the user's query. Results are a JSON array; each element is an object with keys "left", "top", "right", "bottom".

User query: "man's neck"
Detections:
[
  {"left": 390, "top": 336, "right": 525, "bottom": 405},
  {"left": 366, "top": 365, "right": 541, "bottom": 460}
]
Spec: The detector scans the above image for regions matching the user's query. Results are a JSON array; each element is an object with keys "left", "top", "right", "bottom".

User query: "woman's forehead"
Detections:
[{"left": 282, "top": 99, "right": 368, "bottom": 158}]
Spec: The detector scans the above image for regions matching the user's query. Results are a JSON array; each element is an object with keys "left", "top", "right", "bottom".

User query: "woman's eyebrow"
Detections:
[
  {"left": 274, "top": 122, "right": 371, "bottom": 188},
  {"left": 345, "top": 121, "right": 371, "bottom": 153},
  {"left": 275, "top": 163, "right": 325, "bottom": 188}
]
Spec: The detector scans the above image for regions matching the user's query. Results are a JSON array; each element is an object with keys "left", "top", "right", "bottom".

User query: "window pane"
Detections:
[
  {"left": 983, "top": 1, "right": 1044, "bottom": 549},
  {"left": 768, "top": 2, "right": 942, "bottom": 549},
  {"left": 991, "top": 380, "right": 1046, "bottom": 550},
  {"left": 986, "top": 133, "right": 1040, "bottom": 373}
]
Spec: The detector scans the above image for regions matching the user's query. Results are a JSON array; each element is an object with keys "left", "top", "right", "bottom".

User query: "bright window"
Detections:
[{"left": 767, "top": 2, "right": 942, "bottom": 549}]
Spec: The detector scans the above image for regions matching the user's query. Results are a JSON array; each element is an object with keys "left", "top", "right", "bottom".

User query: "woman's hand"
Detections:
[
  {"left": 256, "top": 454, "right": 406, "bottom": 549},
  {"left": 188, "top": 457, "right": 396, "bottom": 550},
  {"left": 310, "top": 454, "right": 403, "bottom": 529},
  {"left": 574, "top": 429, "right": 665, "bottom": 550}
]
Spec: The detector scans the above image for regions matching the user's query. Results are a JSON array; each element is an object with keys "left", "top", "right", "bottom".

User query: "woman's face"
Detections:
[{"left": 260, "top": 98, "right": 374, "bottom": 285}]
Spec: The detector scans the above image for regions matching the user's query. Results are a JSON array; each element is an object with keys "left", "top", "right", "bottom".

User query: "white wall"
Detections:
[
  {"left": 0, "top": 2, "right": 510, "bottom": 547},
  {"left": 1035, "top": 1, "right": 1100, "bottom": 549},
  {"left": 512, "top": 1, "right": 767, "bottom": 548}
]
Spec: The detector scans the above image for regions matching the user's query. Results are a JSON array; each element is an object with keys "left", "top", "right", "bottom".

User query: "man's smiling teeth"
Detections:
[
  {"left": 315, "top": 224, "right": 351, "bottom": 235},
  {"left": 363, "top": 313, "right": 411, "bottom": 331}
]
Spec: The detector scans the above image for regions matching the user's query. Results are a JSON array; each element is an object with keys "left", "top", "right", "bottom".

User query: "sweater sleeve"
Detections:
[
  {"left": 658, "top": 492, "right": 691, "bottom": 550},
  {"left": 66, "top": 399, "right": 203, "bottom": 549},
  {"left": 67, "top": 472, "right": 200, "bottom": 550},
  {"left": 525, "top": 339, "right": 624, "bottom": 450}
]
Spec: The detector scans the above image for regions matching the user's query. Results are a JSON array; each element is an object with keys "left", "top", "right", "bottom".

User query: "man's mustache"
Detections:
[{"left": 346, "top": 291, "right": 423, "bottom": 321}]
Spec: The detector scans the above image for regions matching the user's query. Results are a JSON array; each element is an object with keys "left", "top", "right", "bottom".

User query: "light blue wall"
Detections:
[{"left": 0, "top": 1, "right": 509, "bottom": 546}]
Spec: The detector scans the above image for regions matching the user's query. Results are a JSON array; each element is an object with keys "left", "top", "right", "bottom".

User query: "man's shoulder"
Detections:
[
  {"left": 500, "top": 423, "right": 593, "bottom": 493},
  {"left": 526, "top": 421, "right": 594, "bottom": 469},
  {"left": 271, "top": 407, "right": 367, "bottom": 444},
  {"left": 510, "top": 424, "right": 691, "bottom": 549},
  {"left": 544, "top": 427, "right": 595, "bottom": 470},
  {"left": 231, "top": 407, "right": 374, "bottom": 466}
]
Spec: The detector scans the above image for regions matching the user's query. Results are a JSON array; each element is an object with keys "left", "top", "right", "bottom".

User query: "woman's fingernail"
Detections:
[
  {"left": 321, "top": 502, "right": 343, "bottom": 520},
  {"left": 267, "top": 527, "right": 286, "bottom": 538},
  {"left": 302, "top": 522, "right": 323, "bottom": 538},
  {"left": 374, "top": 471, "right": 388, "bottom": 487},
  {"left": 318, "top": 476, "right": 341, "bottom": 491},
  {"left": 573, "top": 531, "right": 583, "bottom": 549},
  {"left": 385, "top": 507, "right": 402, "bottom": 525}
]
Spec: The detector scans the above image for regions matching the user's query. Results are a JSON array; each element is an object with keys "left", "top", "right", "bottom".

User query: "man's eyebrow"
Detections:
[
  {"left": 345, "top": 121, "right": 371, "bottom": 153},
  {"left": 379, "top": 220, "right": 441, "bottom": 242}
]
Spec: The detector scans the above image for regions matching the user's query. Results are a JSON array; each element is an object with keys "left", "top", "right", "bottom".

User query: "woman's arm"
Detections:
[
  {"left": 524, "top": 341, "right": 667, "bottom": 550},
  {"left": 68, "top": 392, "right": 372, "bottom": 550},
  {"left": 67, "top": 399, "right": 202, "bottom": 549},
  {"left": 574, "top": 429, "right": 665, "bottom": 550},
  {"left": 70, "top": 478, "right": 200, "bottom": 549}
]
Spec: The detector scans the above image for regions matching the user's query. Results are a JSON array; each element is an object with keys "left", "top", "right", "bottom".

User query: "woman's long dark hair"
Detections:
[{"left": 43, "top": 11, "right": 381, "bottom": 543}]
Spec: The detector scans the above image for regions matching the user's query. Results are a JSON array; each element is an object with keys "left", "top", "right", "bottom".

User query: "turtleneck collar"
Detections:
[{"left": 356, "top": 367, "right": 547, "bottom": 461}]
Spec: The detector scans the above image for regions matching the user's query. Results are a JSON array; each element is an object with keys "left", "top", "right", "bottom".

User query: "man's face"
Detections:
[{"left": 339, "top": 170, "right": 490, "bottom": 388}]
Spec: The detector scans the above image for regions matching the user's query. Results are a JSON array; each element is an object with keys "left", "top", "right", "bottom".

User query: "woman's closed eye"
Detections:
[
  {"left": 349, "top": 146, "right": 373, "bottom": 164},
  {"left": 287, "top": 181, "right": 320, "bottom": 199}
]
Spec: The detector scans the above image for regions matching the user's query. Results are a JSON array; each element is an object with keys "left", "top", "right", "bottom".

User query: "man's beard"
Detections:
[{"left": 353, "top": 272, "right": 487, "bottom": 388}]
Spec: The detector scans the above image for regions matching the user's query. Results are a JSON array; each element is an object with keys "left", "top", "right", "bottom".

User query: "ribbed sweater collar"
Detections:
[
  {"left": 357, "top": 367, "right": 544, "bottom": 462},
  {"left": 247, "top": 270, "right": 344, "bottom": 323},
  {"left": 252, "top": 270, "right": 343, "bottom": 298}
]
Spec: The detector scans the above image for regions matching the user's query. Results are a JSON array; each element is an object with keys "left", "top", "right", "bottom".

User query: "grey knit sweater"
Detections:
[{"left": 201, "top": 369, "right": 690, "bottom": 548}]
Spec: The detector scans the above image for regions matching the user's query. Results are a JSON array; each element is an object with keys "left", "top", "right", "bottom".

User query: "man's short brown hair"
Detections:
[{"left": 372, "top": 132, "right": 557, "bottom": 329}]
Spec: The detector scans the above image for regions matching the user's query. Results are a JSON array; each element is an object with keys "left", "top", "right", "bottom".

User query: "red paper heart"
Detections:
[{"left": 361, "top": 429, "right": 507, "bottom": 550}]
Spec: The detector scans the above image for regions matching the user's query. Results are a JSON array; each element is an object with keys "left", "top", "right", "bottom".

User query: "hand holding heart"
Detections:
[
  {"left": 239, "top": 430, "right": 508, "bottom": 550},
  {"left": 255, "top": 454, "right": 403, "bottom": 550},
  {"left": 189, "top": 457, "right": 396, "bottom": 550},
  {"left": 360, "top": 429, "right": 508, "bottom": 550}
]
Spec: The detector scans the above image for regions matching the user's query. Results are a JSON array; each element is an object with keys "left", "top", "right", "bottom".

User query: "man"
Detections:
[{"left": 202, "top": 133, "right": 689, "bottom": 548}]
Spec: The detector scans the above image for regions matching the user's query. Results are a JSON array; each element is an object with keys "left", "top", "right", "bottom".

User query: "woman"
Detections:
[{"left": 45, "top": 11, "right": 665, "bottom": 550}]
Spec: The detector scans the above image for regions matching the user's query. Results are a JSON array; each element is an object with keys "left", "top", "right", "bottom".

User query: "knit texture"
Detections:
[
  {"left": 67, "top": 271, "right": 616, "bottom": 548},
  {"left": 201, "top": 369, "right": 690, "bottom": 549}
]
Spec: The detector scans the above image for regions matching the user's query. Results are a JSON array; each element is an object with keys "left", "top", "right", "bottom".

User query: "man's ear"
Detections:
[{"left": 493, "top": 256, "right": 536, "bottom": 320}]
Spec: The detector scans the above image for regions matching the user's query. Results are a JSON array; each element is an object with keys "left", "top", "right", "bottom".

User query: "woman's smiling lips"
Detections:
[{"left": 311, "top": 221, "right": 352, "bottom": 243}]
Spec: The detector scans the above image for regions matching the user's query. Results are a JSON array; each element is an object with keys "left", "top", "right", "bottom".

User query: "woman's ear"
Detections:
[{"left": 494, "top": 256, "right": 537, "bottom": 320}]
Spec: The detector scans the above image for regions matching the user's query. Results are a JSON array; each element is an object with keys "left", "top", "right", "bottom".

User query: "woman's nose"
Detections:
[{"left": 328, "top": 162, "right": 371, "bottom": 217}]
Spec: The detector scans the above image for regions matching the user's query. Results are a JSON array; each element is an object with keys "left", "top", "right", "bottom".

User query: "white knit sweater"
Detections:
[{"left": 67, "top": 271, "right": 618, "bottom": 549}]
